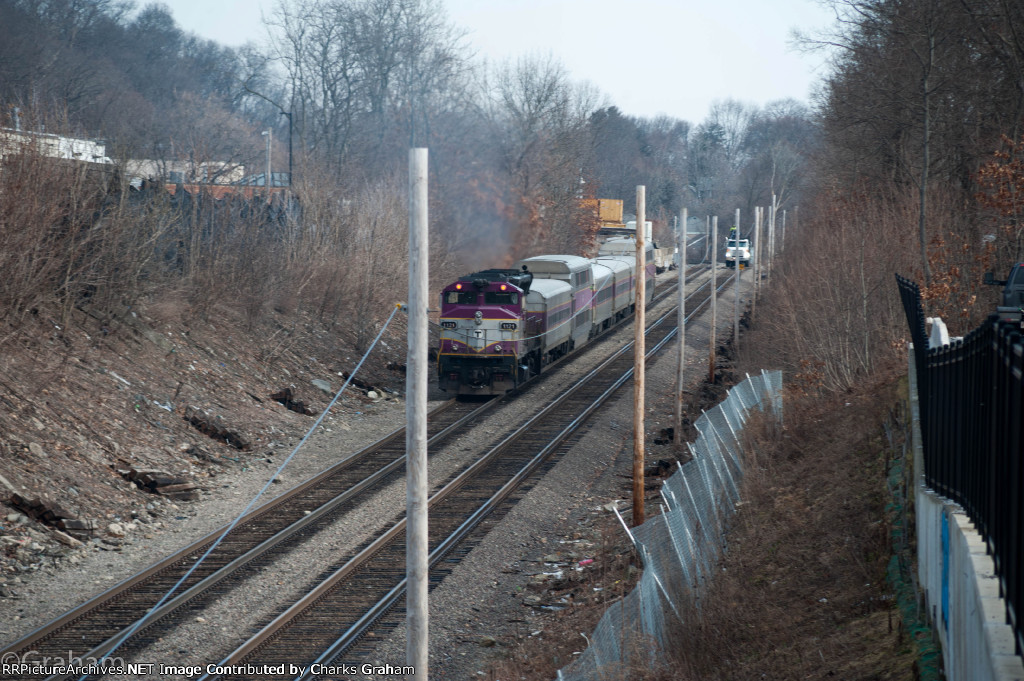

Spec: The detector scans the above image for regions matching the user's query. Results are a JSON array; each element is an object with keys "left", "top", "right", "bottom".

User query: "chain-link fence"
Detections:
[{"left": 556, "top": 370, "right": 783, "bottom": 681}]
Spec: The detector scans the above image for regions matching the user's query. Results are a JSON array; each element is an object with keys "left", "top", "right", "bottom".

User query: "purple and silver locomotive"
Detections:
[
  {"left": 437, "top": 268, "right": 532, "bottom": 395},
  {"left": 437, "top": 243, "right": 654, "bottom": 396}
]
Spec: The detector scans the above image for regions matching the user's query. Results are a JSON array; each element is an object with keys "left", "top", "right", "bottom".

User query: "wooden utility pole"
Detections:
[
  {"left": 733, "top": 208, "right": 741, "bottom": 351},
  {"left": 709, "top": 216, "right": 718, "bottom": 384},
  {"left": 754, "top": 207, "right": 763, "bottom": 299},
  {"left": 406, "top": 148, "right": 429, "bottom": 680},
  {"left": 674, "top": 208, "right": 687, "bottom": 451},
  {"left": 633, "top": 186, "right": 646, "bottom": 528}
]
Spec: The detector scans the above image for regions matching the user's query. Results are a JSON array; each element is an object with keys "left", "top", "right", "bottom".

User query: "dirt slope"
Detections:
[
  {"left": 0, "top": 300, "right": 409, "bottom": 619},
  {"left": 478, "top": 374, "right": 932, "bottom": 681}
]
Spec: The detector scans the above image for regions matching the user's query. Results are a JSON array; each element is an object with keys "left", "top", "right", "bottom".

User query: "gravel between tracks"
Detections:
[
  {"left": 366, "top": 267, "right": 745, "bottom": 680},
  {"left": 2, "top": 266, "right": 745, "bottom": 681}
]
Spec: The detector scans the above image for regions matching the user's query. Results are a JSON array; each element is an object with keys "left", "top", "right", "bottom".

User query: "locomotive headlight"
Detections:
[
  {"left": 440, "top": 321, "right": 457, "bottom": 329},
  {"left": 500, "top": 322, "right": 518, "bottom": 330},
  {"left": 474, "top": 311, "right": 483, "bottom": 326}
]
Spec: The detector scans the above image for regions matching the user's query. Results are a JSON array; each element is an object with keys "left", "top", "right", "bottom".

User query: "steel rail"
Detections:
[
  {"left": 1, "top": 398, "right": 487, "bottom": 679},
  {"left": 306, "top": 270, "right": 734, "bottom": 667},
  {"left": 37, "top": 401, "right": 496, "bottom": 681},
  {"left": 6, "top": 265, "right": 712, "bottom": 681},
  {"left": 203, "top": 269, "right": 733, "bottom": 679}
]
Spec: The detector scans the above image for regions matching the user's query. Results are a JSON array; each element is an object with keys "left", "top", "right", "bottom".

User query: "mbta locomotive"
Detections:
[{"left": 437, "top": 237, "right": 656, "bottom": 396}]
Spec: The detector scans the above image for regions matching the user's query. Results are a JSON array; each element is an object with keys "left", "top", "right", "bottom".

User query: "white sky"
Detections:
[{"left": 163, "top": 0, "right": 836, "bottom": 124}]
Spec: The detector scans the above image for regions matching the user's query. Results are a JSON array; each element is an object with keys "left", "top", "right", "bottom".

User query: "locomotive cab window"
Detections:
[
  {"left": 484, "top": 292, "right": 518, "bottom": 305},
  {"left": 446, "top": 291, "right": 477, "bottom": 305}
]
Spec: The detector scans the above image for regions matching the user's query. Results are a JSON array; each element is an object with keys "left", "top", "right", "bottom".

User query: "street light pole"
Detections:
[
  {"left": 280, "top": 112, "right": 292, "bottom": 186},
  {"left": 261, "top": 129, "right": 272, "bottom": 195}
]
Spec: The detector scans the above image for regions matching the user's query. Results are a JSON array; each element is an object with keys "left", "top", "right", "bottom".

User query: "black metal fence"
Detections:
[{"left": 896, "top": 274, "right": 1024, "bottom": 651}]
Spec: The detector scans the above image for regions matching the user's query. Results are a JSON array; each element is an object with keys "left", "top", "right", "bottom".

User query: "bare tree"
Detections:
[
  {"left": 707, "top": 99, "right": 756, "bottom": 171},
  {"left": 738, "top": 99, "right": 816, "bottom": 217},
  {"left": 806, "top": 0, "right": 968, "bottom": 286},
  {"left": 267, "top": 0, "right": 361, "bottom": 172},
  {"left": 740, "top": 181, "right": 919, "bottom": 391},
  {"left": 482, "top": 54, "right": 602, "bottom": 255},
  {"left": 265, "top": 0, "right": 467, "bottom": 177}
]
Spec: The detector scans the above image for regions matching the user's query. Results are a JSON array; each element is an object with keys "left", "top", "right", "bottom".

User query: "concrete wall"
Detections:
[{"left": 909, "top": 348, "right": 1024, "bottom": 681}]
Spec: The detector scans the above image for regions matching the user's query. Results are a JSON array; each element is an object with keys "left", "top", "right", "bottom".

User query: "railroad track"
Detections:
[
  {"left": 202, "top": 270, "right": 734, "bottom": 681},
  {"left": 0, "top": 399, "right": 492, "bottom": 681},
  {"left": 0, "top": 265, "right": 714, "bottom": 681}
]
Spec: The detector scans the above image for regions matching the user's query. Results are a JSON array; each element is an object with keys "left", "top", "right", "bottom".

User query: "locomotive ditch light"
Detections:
[
  {"left": 455, "top": 283, "right": 463, "bottom": 290},
  {"left": 494, "top": 344, "right": 502, "bottom": 352},
  {"left": 500, "top": 284, "right": 507, "bottom": 291}
]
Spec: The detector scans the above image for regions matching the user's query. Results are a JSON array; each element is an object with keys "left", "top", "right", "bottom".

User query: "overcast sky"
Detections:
[{"left": 163, "top": 0, "right": 836, "bottom": 124}]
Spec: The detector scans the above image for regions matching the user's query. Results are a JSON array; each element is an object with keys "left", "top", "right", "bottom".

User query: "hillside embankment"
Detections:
[
  {"left": 0, "top": 301, "right": 409, "bottom": 612},
  {"left": 0, "top": 291, "right": 937, "bottom": 680},
  {"left": 660, "top": 375, "right": 933, "bottom": 680},
  {"left": 481, "top": 369, "right": 938, "bottom": 680}
]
